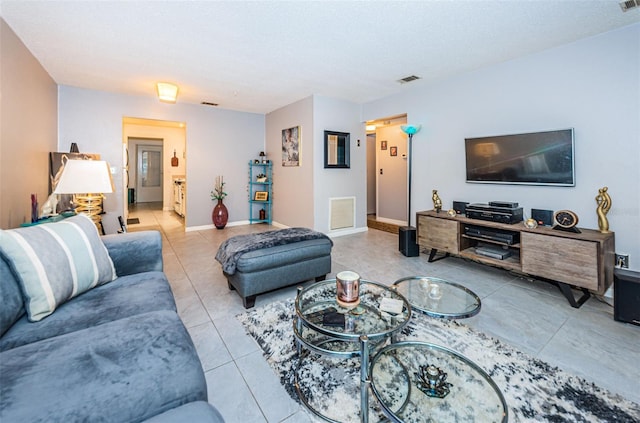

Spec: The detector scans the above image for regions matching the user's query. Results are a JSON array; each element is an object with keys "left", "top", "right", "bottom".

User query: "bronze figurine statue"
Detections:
[
  {"left": 432, "top": 190, "right": 443, "bottom": 213},
  {"left": 595, "top": 186, "right": 611, "bottom": 233}
]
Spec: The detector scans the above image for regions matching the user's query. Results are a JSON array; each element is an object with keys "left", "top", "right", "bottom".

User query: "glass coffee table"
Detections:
[
  {"left": 370, "top": 341, "right": 508, "bottom": 422},
  {"left": 392, "top": 276, "right": 481, "bottom": 319},
  {"left": 293, "top": 279, "right": 412, "bottom": 423}
]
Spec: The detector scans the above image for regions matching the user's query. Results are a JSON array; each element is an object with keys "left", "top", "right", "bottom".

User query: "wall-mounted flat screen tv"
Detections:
[{"left": 465, "top": 128, "right": 575, "bottom": 186}]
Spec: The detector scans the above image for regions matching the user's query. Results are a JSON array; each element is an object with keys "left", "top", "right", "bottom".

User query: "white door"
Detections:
[{"left": 136, "top": 145, "right": 163, "bottom": 203}]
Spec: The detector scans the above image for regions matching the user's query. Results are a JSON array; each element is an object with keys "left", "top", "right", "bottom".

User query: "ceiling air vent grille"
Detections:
[
  {"left": 397, "top": 75, "right": 421, "bottom": 84},
  {"left": 619, "top": 0, "right": 639, "bottom": 12},
  {"left": 201, "top": 101, "right": 219, "bottom": 107}
]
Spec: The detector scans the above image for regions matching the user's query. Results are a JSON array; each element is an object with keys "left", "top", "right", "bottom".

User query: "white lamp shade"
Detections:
[
  {"left": 156, "top": 82, "right": 179, "bottom": 103},
  {"left": 54, "top": 160, "right": 115, "bottom": 194}
]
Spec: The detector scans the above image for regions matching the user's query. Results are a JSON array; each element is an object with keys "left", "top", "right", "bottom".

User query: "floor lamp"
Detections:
[
  {"left": 399, "top": 124, "right": 421, "bottom": 257},
  {"left": 54, "top": 159, "right": 115, "bottom": 233}
]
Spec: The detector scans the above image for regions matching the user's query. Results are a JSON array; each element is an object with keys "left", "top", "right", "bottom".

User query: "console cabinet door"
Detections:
[
  {"left": 417, "top": 215, "right": 459, "bottom": 254},
  {"left": 521, "top": 232, "right": 599, "bottom": 291}
]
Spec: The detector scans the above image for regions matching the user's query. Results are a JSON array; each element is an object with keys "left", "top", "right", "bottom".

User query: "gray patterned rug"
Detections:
[{"left": 237, "top": 299, "right": 640, "bottom": 422}]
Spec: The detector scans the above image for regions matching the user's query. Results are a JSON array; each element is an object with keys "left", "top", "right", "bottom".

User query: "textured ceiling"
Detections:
[{"left": 1, "top": 1, "right": 638, "bottom": 114}]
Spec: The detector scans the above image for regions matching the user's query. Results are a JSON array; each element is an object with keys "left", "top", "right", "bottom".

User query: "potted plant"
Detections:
[
  {"left": 210, "top": 176, "right": 228, "bottom": 229},
  {"left": 256, "top": 173, "right": 267, "bottom": 183}
]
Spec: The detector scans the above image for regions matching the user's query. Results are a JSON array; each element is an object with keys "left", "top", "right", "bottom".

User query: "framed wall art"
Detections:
[
  {"left": 380, "top": 140, "right": 387, "bottom": 150},
  {"left": 390, "top": 146, "right": 398, "bottom": 157},
  {"left": 282, "top": 126, "right": 300, "bottom": 167}
]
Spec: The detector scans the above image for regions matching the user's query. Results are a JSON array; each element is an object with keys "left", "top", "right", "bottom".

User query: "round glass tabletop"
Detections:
[
  {"left": 370, "top": 341, "right": 508, "bottom": 423},
  {"left": 392, "top": 276, "right": 481, "bottom": 319},
  {"left": 294, "top": 279, "right": 412, "bottom": 355}
]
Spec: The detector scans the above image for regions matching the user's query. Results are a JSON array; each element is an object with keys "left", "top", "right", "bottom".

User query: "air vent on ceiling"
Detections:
[
  {"left": 201, "top": 101, "right": 219, "bottom": 107},
  {"left": 397, "top": 75, "right": 421, "bottom": 84},
  {"left": 619, "top": 0, "right": 639, "bottom": 12}
]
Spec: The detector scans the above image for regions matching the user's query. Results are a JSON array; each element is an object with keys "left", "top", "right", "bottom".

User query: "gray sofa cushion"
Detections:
[
  {"left": 0, "top": 214, "right": 117, "bottom": 321},
  {"left": 143, "top": 401, "right": 224, "bottom": 422},
  {"left": 102, "top": 231, "right": 163, "bottom": 276},
  {"left": 0, "top": 271, "right": 175, "bottom": 352},
  {"left": 0, "top": 310, "right": 207, "bottom": 423},
  {"left": 235, "top": 238, "right": 332, "bottom": 273},
  {"left": 0, "top": 257, "right": 24, "bottom": 337}
]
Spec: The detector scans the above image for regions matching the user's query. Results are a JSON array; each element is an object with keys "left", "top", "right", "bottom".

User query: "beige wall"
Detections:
[
  {"left": 266, "top": 96, "right": 314, "bottom": 228},
  {"left": 0, "top": 19, "right": 58, "bottom": 229}
]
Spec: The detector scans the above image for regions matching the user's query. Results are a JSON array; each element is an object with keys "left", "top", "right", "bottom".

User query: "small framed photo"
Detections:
[
  {"left": 380, "top": 140, "right": 387, "bottom": 150},
  {"left": 254, "top": 191, "right": 269, "bottom": 201},
  {"left": 390, "top": 146, "right": 398, "bottom": 156}
]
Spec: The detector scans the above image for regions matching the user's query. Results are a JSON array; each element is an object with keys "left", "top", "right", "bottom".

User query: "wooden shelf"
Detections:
[{"left": 459, "top": 247, "right": 522, "bottom": 272}]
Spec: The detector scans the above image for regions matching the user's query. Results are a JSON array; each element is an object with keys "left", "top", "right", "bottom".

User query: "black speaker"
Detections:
[
  {"left": 399, "top": 226, "right": 419, "bottom": 257},
  {"left": 453, "top": 201, "right": 469, "bottom": 215},
  {"left": 531, "top": 208, "right": 553, "bottom": 226},
  {"left": 614, "top": 268, "right": 640, "bottom": 325}
]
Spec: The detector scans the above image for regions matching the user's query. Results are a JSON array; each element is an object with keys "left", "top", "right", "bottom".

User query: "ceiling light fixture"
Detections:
[
  {"left": 366, "top": 124, "right": 377, "bottom": 131},
  {"left": 156, "top": 82, "right": 179, "bottom": 103}
]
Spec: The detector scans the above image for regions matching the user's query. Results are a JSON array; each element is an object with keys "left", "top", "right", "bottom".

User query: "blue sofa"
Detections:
[{"left": 0, "top": 218, "right": 223, "bottom": 422}]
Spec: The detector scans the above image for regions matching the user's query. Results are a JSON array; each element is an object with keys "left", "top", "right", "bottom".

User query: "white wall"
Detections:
[
  {"left": 58, "top": 86, "right": 264, "bottom": 232},
  {"left": 312, "top": 95, "right": 366, "bottom": 234},
  {"left": 363, "top": 24, "right": 640, "bottom": 270}
]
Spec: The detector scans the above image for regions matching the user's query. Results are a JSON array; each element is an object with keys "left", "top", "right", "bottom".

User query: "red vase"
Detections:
[{"left": 212, "top": 199, "right": 228, "bottom": 229}]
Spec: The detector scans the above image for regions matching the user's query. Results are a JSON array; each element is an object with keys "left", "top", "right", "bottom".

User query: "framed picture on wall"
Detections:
[
  {"left": 380, "top": 140, "right": 387, "bottom": 150},
  {"left": 282, "top": 126, "right": 300, "bottom": 167},
  {"left": 390, "top": 146, "right": 398, "bottom": 157}
]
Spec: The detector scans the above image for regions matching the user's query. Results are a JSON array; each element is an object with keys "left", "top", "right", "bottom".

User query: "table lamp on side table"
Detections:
[{"left": 54, "top": 160, "right": 115, "bottom": 234}]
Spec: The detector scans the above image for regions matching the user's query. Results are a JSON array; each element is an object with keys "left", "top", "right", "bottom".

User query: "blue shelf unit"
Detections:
[{"left": 248, "top": 161, "right": 272, "bottom": 224}]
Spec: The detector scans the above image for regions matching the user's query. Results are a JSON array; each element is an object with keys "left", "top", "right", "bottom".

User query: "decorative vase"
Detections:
[{"left": 212, "top": 199, "right": 228, "bottom": 229}]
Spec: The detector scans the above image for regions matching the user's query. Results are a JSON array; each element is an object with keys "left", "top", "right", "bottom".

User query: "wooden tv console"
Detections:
[{"left": 416, "top": 210, "right": 615, "bottom": 308}]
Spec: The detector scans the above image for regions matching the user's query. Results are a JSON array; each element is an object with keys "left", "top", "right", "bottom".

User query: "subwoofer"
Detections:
[
  {"left": 399, "top": 226, "right": 419, "bottom": 257},
  {"left": 614, "top": 268, "right": 640, "bottom": 326}
]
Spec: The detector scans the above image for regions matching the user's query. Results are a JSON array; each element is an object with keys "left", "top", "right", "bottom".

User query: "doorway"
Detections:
[
  {"left": 366, "top": 114, "right": 408, "bottom": 231},
  {"left": 136, "top": 144, "right": 163, "bottom": 203},
  {"left": 122, "top": 117, "right": 187, "bottom": 228}
]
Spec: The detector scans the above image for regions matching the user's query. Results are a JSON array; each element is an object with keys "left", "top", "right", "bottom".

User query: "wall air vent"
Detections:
[
  {"left": 201, "top": 101, "right": 219, "bottom": 106},
  {"left": 619, "top": 0, "right": 639, "bottom": 12},
  {"left": 397, "top": 75, "right": 421, "bottom": 84},
  {"left": 329, "top": 197, "right": 355, "bottom": 230}
]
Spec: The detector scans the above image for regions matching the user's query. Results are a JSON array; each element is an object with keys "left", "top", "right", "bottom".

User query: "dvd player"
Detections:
[
  {"left": 464, "top": 225, "right": 519, "bottom": 245},
  {"left": 489, "top": 201, "right": 519, "bottom": 208},
  {"left": 465, "top": 203, "right": 524, "bottom": 224},
  {"left": 475, "top": 245, "right": 512, "bottom": 260}
]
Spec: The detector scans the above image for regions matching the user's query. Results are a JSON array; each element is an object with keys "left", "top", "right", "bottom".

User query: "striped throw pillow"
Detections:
[{"left": 0, "top": 214, "right": 117, "bottom": 321}]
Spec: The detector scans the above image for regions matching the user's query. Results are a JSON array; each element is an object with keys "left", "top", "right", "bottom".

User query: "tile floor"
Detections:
[{"left": 128, "top": 203, "right": 639, "bottom": 422}]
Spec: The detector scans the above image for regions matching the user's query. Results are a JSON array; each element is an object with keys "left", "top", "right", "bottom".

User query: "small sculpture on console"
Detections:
[
  {"left": 595, "top": 186, "right": 612, "bottom": 233},
  {"left": 432, "top": 190, "right": 443, "bottom": 213}
]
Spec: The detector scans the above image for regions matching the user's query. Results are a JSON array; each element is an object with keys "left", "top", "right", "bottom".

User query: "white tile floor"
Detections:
[{"left": 128, "top": 203, "right": 639, "bottom": 422}]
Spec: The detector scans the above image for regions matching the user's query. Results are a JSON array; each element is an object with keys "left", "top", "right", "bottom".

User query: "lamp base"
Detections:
[{"left": 399, "top": 226, "right": 420, "bottom": 257}]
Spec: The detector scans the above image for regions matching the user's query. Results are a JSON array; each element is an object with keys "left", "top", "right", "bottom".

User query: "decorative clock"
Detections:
[{"left": 553, "top": 210, "right": 581, "bottom": 233}]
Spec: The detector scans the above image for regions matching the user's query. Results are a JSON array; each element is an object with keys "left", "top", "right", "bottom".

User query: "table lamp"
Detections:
[{"left": 54, "top": 160, "right": 115, "bottom": 231}]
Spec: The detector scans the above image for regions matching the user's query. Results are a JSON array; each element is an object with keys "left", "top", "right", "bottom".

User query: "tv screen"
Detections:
[{"left": 465, "top": 129, "right": 575, "bottom": 186}]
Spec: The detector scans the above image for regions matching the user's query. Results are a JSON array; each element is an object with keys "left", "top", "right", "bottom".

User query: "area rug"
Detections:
[{"left": 237, "top": 299, "right": 640, "bottom": 422}]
